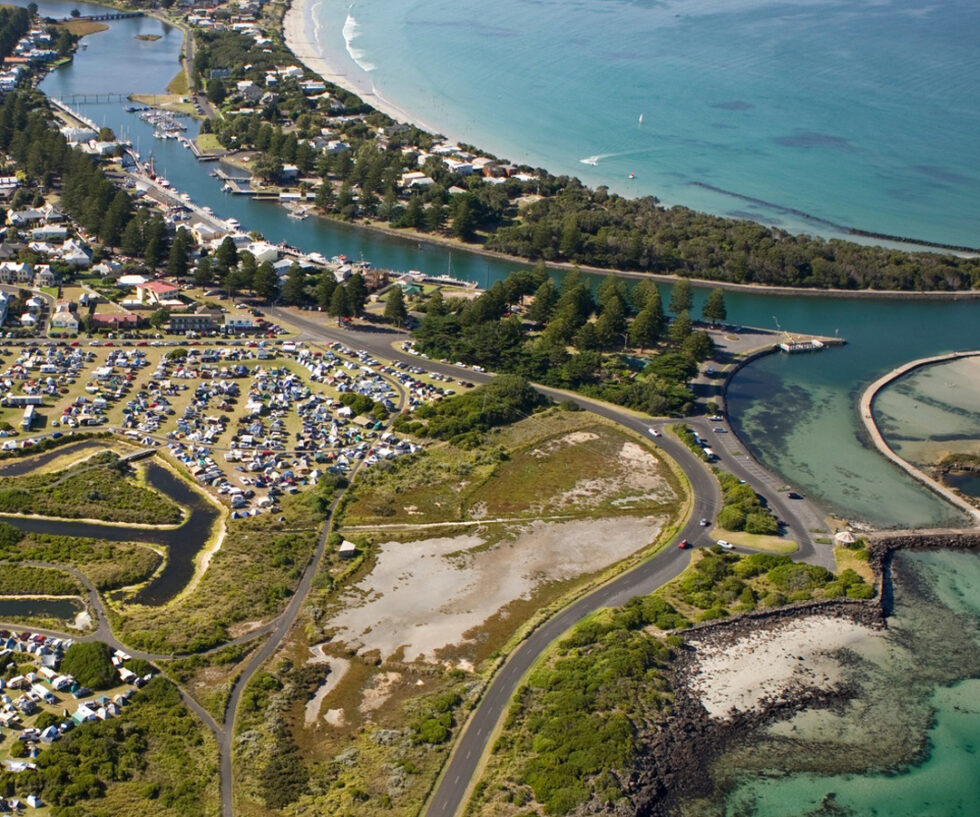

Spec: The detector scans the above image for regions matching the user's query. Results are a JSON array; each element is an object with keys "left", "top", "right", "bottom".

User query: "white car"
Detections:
[
  {"left": 647, "top": 427, "right": 662, "bottom": 437},
  {"left": 716, "top": 539, "right": 734, "bottom": 550}
]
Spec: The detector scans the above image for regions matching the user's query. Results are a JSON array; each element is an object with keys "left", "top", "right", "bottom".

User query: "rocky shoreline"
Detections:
[{"left": 604, "top": 531, "right": 980, "bottom": 817}]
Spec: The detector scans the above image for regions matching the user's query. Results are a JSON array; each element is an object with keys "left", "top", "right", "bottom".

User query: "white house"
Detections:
[
  {"left": 33, "top": 266, "right": 57, "bottom": 287},
  {"left": 135, "top": 280, "right": 181, "bottom": 307},
  {"left": 59, "top": 239, "right": 92, "bottom": 269},
  {"left": 247, "top": 242, "right": 279, "bottom": 264}
]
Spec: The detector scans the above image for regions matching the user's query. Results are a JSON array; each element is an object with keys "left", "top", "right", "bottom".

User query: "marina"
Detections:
[
  {"left": 0, "top": 5, "right": 977, "bottom": 817},
  {"left": 26, "top": 0, "right": 980, "bottom": 530}
]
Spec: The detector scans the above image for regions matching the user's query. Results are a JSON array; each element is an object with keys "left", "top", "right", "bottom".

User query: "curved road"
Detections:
[
  {"left": 1, "top": 313, "right": 829, "bottom": 817},
  {"left": 266, "top": 308, "right": 831, "bottom": 817}
]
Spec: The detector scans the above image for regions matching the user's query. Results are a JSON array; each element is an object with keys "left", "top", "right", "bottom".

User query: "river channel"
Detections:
[
  {"left": 17, "top": 0, "right": 980, "bottom": 529},
  {"left": 0, "top": 596, "right": 82, "bottom": 622},
  {"left": 0, "top": 444, "right": 218, "bottom": 606}
]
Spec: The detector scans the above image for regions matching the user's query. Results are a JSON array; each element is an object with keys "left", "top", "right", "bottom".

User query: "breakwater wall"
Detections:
[{"left": 859, "top": 351, "right": 980, "bottom": 524}]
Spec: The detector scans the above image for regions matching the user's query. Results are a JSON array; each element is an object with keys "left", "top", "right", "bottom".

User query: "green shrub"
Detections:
[
  {"left": 0, "top": 521, "right": 24, "bottom": 547},
  {"left": 61, "top": 642, "right": 117, "bottom": 690},
  {"left": 717, "top": 505, "right": 746, "bottom": 531},
  {"left": 767, "top": 563, "right": 834, "bottom": 592},
  {"left": 745, "top": 511, "right": 779, "bottom": 535},
  {"left": 732, "top": 553, "right": 791, "bottom": 579},
  {"left": 760, "top": 591, "right": 787, "bottom": 608}
]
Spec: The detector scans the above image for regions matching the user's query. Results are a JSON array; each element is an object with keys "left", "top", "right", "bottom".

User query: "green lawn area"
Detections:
[
  {"left": 710, "top": 528, "right": 798, "bottom": 554},
  {"left": 195, "top": 132, "right": 223, "bottom": 152},
  {"left": 167, "top": 69, "right": 190, "bottom": 96},
  {"left": 0, "top": 451, "right": 183, "bottom": 525},
  {"left": 342, "top": 410, "right": 681, "bottom": 527}
]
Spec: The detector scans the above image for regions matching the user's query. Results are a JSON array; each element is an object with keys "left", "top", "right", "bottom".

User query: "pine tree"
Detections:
[
  {"left": 281, "top": 264, "right": 307, "bottom": 305},
  {"left": 346, "top": 272, "right": 367, "bottom": 316},
  {"left": 315, "top": 181, "right": 334, "bottom": 211},
  {"left": 166, "top": 228, "right": 190, "bottom": 278},
  {"left": 329, "top": 284, "right": 351, "bottom": 318},
  {"left": 629, "top": 304, "right": 663, "bottom": 349},
  {"left": 193, "top": 256, "right": 214, "bottom": 288},
  {"left": 120, "top": 217, "right": 142, "bottom": 258},
  {"left": 702, "top": 288, "right": 727, "bottom": 324},
  {"left": 384, "top": 285, "right": 408, "bottom": 326},
  {"left": 426, "top": 289, "right": 447, "bottom": 317},
  {"left": 669, "top": 309, "right": 693, "bottom": 344},
  {"left": 451, "top": 196, "right": 476, "bottom": 240},
  {"left": 252, "top": 261, "right": 279, "bottom": 302},
  {"left": 214, "top": 236, "right": 238, "bottom": 271},
  {"left": 528, "top": 279, "right": 557, "bottom": 325},
  {"left": 669, "top": 278, "right": 693, "bottom": 314},
  {"left": 316, "top": 273, "right": 337, "bottom": 309}
]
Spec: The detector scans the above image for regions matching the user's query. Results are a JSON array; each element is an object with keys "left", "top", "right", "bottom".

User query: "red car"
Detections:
[{"left": 677, "top": 538, "right": 690, "bottom": 549}]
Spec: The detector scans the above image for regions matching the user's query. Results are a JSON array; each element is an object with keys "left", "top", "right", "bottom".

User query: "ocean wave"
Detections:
[{"left": 343, "top": 13, "right": 376, "bottom": 72}]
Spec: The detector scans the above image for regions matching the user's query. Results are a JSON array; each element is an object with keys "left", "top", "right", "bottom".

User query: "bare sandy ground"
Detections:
[
  {"left": 557, "top": 440, "right": 676, "bottom": 511},
  {"left": 283, "top": 0, "right": 446, "bottom": 136},
  {"left": 304, "top": 651, "right": 351, "bottom": 727},
  {"left": 359, "top": 671, "right": 402, "bottom": 714},
  {"left": 686, "top": 616, "right": 876, "bottom": 719},
  {"left": 325, "top": 515, "right": 665, "bottom": 663}
]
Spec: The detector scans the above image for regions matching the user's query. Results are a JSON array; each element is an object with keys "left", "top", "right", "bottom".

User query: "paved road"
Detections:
[
  {"left": 1, "top": 310, "right": 828, "bottom": 817},
  {"left": 266, "top": 308, "right": 830, "bottom": 817},
  {"left": 216, "top": 360, "right": 410, "bottom": 817}
]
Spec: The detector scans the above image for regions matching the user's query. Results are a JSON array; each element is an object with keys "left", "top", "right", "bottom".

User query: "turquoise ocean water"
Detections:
[
  {"left": 308, "top": 0, "right": 980, "bottom": 248},
  {"left": 9, "top": 1, "right": 980, "bottom": 813},
  {"left": 719, "top": 549, "right": 980, "bottom": 817}
]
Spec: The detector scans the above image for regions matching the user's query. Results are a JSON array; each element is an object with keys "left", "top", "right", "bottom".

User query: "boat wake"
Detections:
[
  {"left": 580, "top": 147, "right": 659, "bottom": 167},
  {"left": 343, "top": 10, "right": 376, "bottom": 72}
]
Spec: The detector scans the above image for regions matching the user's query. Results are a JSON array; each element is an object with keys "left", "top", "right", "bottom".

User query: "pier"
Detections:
[
  {"left": 54, "top": 93, "right": 130, "bottom": 105},
  {"left": 181, "top": 136, "right": 222, "bottom": 162},
  {"left": 49, "top": 97, "right": 101, "bottom": 131},
  {"left": 67, "top": 11, "right": 144, "bottom": 22},
  {"left": 212, "top": 168, "right": 259, "bottom": 195}
]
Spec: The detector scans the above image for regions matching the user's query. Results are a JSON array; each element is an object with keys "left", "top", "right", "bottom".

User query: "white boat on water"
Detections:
[
  {"left": 226, "top": 218, "right": 241, "bottom": 230},
  {"left": 287, "top": 210, "right": 309, "bottom": 220},
  {"left": 580, "top": 155, "right": 600, "bottom": 166}
]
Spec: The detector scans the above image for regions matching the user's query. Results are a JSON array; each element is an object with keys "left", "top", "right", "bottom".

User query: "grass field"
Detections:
[
  {"left": 57, "top": 19, "right": 109, "bottom": 36},
  {"left": 342, "top": 410, "right": 680, "bottom": 527},
  {"left": 834, "top": 543, "right": 874, "bottom": 583},
  {"left": 194, "top": 132, "right": 223, "bottom": 151},
  {"left": 710, "top": 528, "right": 798, "bottom": 554},
  {"left": 237, "top": 409, "right": 687, "bottom": 817},
  {"left": 0, "top": 451, "right": 183, "bottom": 524}
]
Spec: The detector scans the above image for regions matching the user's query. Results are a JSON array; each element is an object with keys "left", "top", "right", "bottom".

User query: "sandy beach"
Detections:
[
  {"left": 282, "top": 0, "right": 454, "bottom": 139},
  {"left": 686, "top": 614, "right": 876, "bottom": 720}
]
